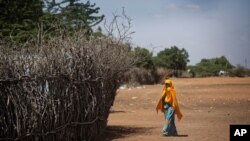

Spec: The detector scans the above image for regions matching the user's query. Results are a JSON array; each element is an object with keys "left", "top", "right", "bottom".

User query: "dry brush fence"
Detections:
[{"left": 0, "top": 32, "right": 134, "bottom": 141}]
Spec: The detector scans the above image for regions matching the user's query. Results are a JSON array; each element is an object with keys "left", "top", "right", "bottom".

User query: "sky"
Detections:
[{"left": 86, "top": 0, "right": 250, "bottom": 67}]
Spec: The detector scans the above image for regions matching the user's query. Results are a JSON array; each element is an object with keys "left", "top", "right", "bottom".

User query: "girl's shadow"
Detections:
[
  {"left": 176, "top": 134, "right": 188, "bottom": 137},
  {"left": 164, "top": 134, "right": 188, "bottom": 137}
]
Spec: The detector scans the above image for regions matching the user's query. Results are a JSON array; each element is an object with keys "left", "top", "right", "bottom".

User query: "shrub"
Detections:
[
  {"left": 229, "top": 65, "right": 249, "bottom": 77},
  {"left": 123, "top": 67, "right": 172, "bottom": 85},
  {"left": 123, "top": 67, "right": 155, "bottom": 85}
]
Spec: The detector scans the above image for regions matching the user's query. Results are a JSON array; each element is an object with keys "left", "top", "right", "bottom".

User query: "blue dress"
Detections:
[{"left": 162, "top": 102, "right": 178, "bottom": 136}]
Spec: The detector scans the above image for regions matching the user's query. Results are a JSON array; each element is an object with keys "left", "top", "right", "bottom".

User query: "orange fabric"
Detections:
[{"left": 156, "top": 79, "right": 183, "bottom": 121}]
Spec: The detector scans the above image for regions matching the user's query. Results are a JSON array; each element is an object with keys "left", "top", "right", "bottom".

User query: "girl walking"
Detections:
[{"left": 156, "top": 79, "right": 183, "bottom": 136}]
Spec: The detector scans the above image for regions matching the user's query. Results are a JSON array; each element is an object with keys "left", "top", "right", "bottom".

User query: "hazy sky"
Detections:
[{"left": 87, "top": 0, "right": 250, "bottom": 67}]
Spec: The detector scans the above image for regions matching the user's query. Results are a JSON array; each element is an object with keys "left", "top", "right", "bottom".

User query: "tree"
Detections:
[
  {"left": 154, "top": 46, "right": 189, "bottom": 71},
  {"left": 214, "top": 56, "right": 234, "bottom": 69},
  {"left": 43, "top": 0, "right": 104, "bottom": 35},
  {"left": 190, "top": 56, "right": 234, "bottom": 77},
  {"left": 0, "top": 0, "right": 43, "bottom": 43},
  {"left": 0, "top": 0, "right": 104, "bottom": 44},
  {"left": 133, "top": 47, "right": 154, "bottom": 69}
]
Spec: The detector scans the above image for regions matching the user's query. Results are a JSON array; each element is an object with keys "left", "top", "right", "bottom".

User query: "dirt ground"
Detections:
[{"left": 104, "top": 77, "right": 250, "bottom": 141}]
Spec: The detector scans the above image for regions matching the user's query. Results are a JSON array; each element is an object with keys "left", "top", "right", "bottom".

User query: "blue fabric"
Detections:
[{"left": 162, "top": 103, "right": 177, "bottom": 136}]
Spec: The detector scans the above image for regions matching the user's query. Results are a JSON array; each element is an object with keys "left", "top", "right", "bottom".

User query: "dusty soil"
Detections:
[{"left": 104, "top": 77, "right": 250, "bottom": 141}]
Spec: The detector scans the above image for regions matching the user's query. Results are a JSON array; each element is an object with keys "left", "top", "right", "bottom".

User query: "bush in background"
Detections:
[
  {"left": 229, "top": 65, "right": 250, "bottom": 77},
  {"left": 188, "top": 56, "right": 234, "bottom": 77},
  {"left": 123, "top": 67, "right": 172, "bottom": 85}
]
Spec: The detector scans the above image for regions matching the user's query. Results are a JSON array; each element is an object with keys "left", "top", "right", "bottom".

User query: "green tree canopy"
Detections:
[
  {"left": 43, "top": 0, "right": 104, "bottom": 35},
  {"left": 154, "top": 46, "right": 189, "bottom": 70},
  {"left": 133, "top": 47, "right": 154, "bottom": 69},
  {"left": 0, "top": 0, "right": 43, "bottom": 43},
  {"left": 0, "top": 0, "right": 104, "bottom": 44},
  {"left": 189, "top": 56, "right": 234, "bottom": 77}
]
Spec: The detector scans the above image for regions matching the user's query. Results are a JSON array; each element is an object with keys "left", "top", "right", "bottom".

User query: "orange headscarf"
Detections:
[{"left": 156, "top": 79, "right": 183, "bottom": 120}]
